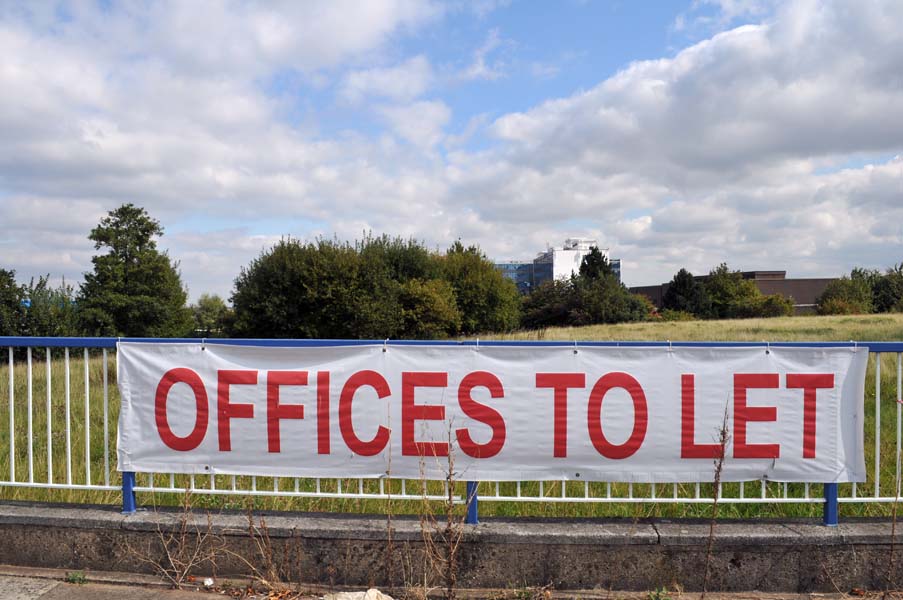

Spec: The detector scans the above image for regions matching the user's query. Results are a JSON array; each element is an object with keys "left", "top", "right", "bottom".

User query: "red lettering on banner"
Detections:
[
  {"left": 317, "top": 371, "right": 331, "bottom": 455},
  {"left": 587, "top": 372, "right": 648, "bottom": 459},
  {"left": 217, "top": 370, "right": 258, "bottom": 451},
  {"left": 456, "top": 371, "right": 506, "bottom": 458},
  {"left": 536, "top": 373, "right": 585, "bottom": 458},
  {"left": 339, "top": 370, "right": 391, "bottom": 456},
  {"left": 680, "top": 374, "right": 721, "bottom": 459},
  {"left": 266, "top": 371, "right": 306, "bottom": 453},
  {"left": 734, "top": 373, "right": 780, "bottom": 459},
  {"left": 786, "top": 373, "right": 834, "bottom": 459},
  {"left": 155, "top": 368, "right": 209, "bottom": 451},
  {"left": 402, "top": 372, "right": 448, "bottom": 457}
]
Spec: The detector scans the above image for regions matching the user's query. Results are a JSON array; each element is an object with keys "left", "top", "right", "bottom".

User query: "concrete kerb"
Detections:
[{"left": 0, "top": 501, "right": 901, "bottom": 592}]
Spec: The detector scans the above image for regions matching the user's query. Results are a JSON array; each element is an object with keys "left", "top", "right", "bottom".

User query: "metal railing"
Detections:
[{"left": 2, "top": 337, "right": 902, "bottom": 526}]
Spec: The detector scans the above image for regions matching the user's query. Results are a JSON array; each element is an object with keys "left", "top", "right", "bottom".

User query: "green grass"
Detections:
[{"left": 2, "top": 313, "right": 903, "bottom": 519}]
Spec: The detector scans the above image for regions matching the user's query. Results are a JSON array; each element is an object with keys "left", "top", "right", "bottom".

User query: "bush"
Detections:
[
  {"left": 817, "top": 276, "right": 873, "bottom": 315},
  {"left": 817, "top": 297, "right": 861, "bottom": 315},
  {"left": 660, "top": 309, "right": 696, "bottom": 321},
  {"left": 230, "top": 236, "right": 518, "bottom": 339},
  {"left": 757, "top": 293, "right": 794, "bottom": 317}
]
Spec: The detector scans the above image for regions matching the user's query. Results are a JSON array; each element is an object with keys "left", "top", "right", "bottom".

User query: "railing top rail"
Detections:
[{"left": 2, "top": 336, "right": 903, "bottom": 352}]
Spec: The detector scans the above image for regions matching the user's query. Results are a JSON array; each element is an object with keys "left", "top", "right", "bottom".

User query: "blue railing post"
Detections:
[
  {"left": 465, "top": 481, "right": 479, "bottom": 525},
  {"left": 823, "top": 482, "right": 838, "bottom": 526},
  {"left": 122, "top": 471, "right": 137, "bottom": 514}
]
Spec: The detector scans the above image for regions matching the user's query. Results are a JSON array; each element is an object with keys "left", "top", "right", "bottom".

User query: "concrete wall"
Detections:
[{"left": 1, "top": 502, "right": 902, "bottom": 593}]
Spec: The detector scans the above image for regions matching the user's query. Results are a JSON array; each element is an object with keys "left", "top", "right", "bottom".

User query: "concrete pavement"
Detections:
[{"left": 0, "top": 575, "right": 203, "bottom": 599}]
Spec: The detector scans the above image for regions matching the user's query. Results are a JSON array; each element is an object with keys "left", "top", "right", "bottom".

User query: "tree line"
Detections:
[{"left": 3, "top": 204, "right": 901, "bottom": 340}]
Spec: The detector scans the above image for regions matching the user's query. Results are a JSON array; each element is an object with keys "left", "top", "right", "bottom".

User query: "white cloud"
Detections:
[
  {"left": 378, "top": 101, "right": 451, "bottom": 149},
  {"left": 340, "top": 56, "right": 434, "bottom": 103},
  {"left": 2, "top": 0, "right": 903, "bottom": 302},
  {"left": 459, "top": 28, "right": 506, "bottom": 81}
]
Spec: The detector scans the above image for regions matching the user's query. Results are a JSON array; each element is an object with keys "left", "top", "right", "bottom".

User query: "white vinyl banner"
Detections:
[{"left": 117, "top": 342, "right": 867, "bottom": 483}]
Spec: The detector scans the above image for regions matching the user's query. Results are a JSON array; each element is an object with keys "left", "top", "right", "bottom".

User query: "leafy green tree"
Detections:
[
  {"left": 191, "top": 293, "right": 231, "bottom": 337},
  {"left": 0, "top": 269, "right": 25, "bottom": 336},
  {"left": 578, "top": 246, "right": 612, "bottom": 281},
  {"left": 817, "top": 275, "right": 874, "bottom": 315},
  {"left": 662, "top": 268, "right": 712, "bottom": 317},
  {"left": 521, "top": 279, "right": 574, "bottom": 329},
  {"left": 21, "top": 276, "right": 80, "bottom": 337},
  {"left": 78, "top": 204, "right": 192, "bottom": 337},
  {"left": 441, "top": 242, "right": 521, "bottom": 334},
  {"left": 399, "top": 279, "right": 461, "bottom": 339},
  {"left": 230, "top": 238, "right": 361, "bottom": 338},
  {"left": 873, "top": 263, "right": 903, "bottom": 313},
  {"left": 702, "top": 263, "right": 761, "bottom": 319},
  {"left": 569, "top": 275, "right": 650, "bottom": 325}
]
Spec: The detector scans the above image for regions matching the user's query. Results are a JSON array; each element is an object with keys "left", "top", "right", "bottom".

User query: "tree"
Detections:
[
  {"left": 78, "top": 204, "right": 192, "bottom": 337},
  {"left": 21, "top": 276, "right": 80, "bottom": 337},
  {"left": 521, "top": 279, "right": 574, "bottom": 329},
  {"left": 399, "top": 279, "right": 462, "bottom": 339},
  {"left": 817, "top": 275, "right": 874, "bottom": 315},
  {"left": 873, "top": 263, "right": 903, "bottom": 313},
  {"left": 703, "top": 263, "right": 761, "bottom": 319},
  {"left": 230, "top": 238, "right": 361, "bottom": 339},
  {"left": 578, "top": 246, "right": 612, "bottom": 281},
  {"left": 662, "top": 268, "right": 712, "bottom": 317},
  {"left": 441, "top": 242, "right": 521, "bottom": 335},
  {"left": 191, "top": 294, "right": 230, "bottom": 337},
  {"left": 0, "top": 269, "right": 24, "bottom": 336}
]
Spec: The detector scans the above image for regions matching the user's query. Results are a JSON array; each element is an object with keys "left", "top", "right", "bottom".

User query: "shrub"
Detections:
[{"left": 817, "top": 276, "right": 873, "bottom": 315}]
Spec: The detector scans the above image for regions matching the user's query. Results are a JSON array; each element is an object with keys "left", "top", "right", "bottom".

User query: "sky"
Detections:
[{"left": 1, "top": 0, "right": 902, "bottom": 303}]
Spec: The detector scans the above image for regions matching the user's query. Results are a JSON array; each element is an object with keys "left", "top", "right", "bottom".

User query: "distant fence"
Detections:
[{"left": 1, "top": 337, "right": 902, "bottom": 526}]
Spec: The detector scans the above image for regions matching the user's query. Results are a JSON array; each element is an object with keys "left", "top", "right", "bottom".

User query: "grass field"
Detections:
[{"left": 1, "top": 312, "right": 902, "bottom": 519}]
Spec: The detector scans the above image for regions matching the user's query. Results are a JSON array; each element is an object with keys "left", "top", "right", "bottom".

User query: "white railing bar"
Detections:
[
  {"left": 295, "top": 478, "right": 300, "bottom": 494},
  {"left": 0, "top": 481, "right": 119, "bottom": 491},
  {"left": 103, "top": 349, "right": 109, "bottom": 487},
  {"left": 651, "top": 481, "right": 656, "bottom": 500},
  {"left": 561, "top": 478, "right": 566, "bottom": 498},
  {"left": 761, "top": 479, "right": 766, "bottom": 499},
  {"left": 64, "top": 348, "right": 71, "bottom": 485},
  {"left": 359, "top": 478, "right": 363, "bottom": 495},
  {"left": 26, "top": 347, "right": 33, "bottom": 483},
  {"left": 695, "top": 482, "right": 700, "bottom": 499},
  {"left": 84, "top": 348, "right": 90, "bottom": 486},
  {"left": 210, "top": 473, "right": 215, "bottom": 490},
  {"left": 169, "top": 473, "right": 175, "bottom": 488},
  {"left": 539, "top": 480, "right": 544, "bottom": 497},
  {"left": 275, "top": 477, "right": 280, "bottom": 493},
  {"left": 876, "top": 355, "right": 881, "bottom": 498},
  {"left": 46, "top": 347, "right": 52, "bottom": 484},
  {"left": 897, "top": 352, "right": 902, "bottom": 498},
  {"left": 8, "top": 347, "right": 14, "bottom": 482},
  {"left": 231, "top": 474, "right": 237, "bottom": 491}
]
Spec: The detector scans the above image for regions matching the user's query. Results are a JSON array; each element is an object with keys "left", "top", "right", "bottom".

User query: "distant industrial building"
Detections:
[
  {"left": 495, "top": 238, "right": 622, "bottom": 293},
  {"left": 630, "top": 271, "right": 835, "bottom": 315}
]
